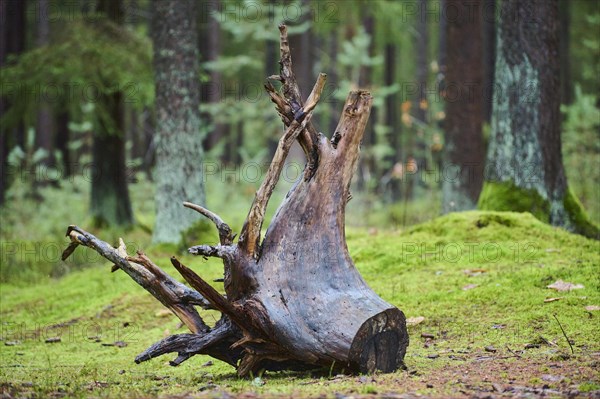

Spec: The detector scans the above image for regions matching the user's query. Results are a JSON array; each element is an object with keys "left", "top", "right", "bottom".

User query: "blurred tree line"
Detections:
[{"left": 1, "top": 0, "right": 598, "bottom": 240}]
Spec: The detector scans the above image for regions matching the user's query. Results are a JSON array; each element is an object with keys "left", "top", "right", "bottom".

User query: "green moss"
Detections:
[
  {"left": 563, "top": 187, "right": 600, "bottom": 239},
  {"left": 478, "top": 181, "right": 550, "bottom": 222},
  {"left": 579, "top": 382, "right": 600, "bottom": 392},
  {"left": 2, "top": 211, "right": 599, "bottom": 397}
]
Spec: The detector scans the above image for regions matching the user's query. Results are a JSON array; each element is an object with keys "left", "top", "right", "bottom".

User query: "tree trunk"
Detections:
[
  {"left": 35, "top": 0, "right": 55, "bottom": 176},
  {"left": 384, "top": 43, "right": 402, "bottom": 202},
  {"left": 357, "top": 11, "right": 376, "bottom": 193},
  {"left": 482, "top": 0, "right": 496, "bottom": 124},
  {"left": 63, "top": 25, "right": 409, "bottom": 377},
  {"left": 407, "top": 0, "right": 429, "bottom": 201},
  {"left": 55, "top": 111, "right": 71, "bottom": 178},
  {"left": 142, "top": 107, "right": 155, "bottom": 181},
  {"left": 91, "top": 95, "right": 133, "bottom": 227},
  {"left": 438, "top": 0, "right": 447, "bottom": 74},
  {"left": 265, "top": 7, "right": 279, "bottom": 157},
  {"left": 478, "top": 0, "right": 599, "bottom": 239},
  {"left": 151, "top": 0, "right": 205, "bottom": 243},
  {"left": 91, "top": 0, "right": 133, "bottom": 227},
  {"left": 0, "top": 0, "right": 9, "bottom": 206},
  {"left": 558, "top": 0, "right": 573, "bottom": 105},
  {"left": 441, "top": 0, "right": 485, "bottom": 213},
  {"left": 1, "top": 0, "right": 26, "bottom": 205},
  {"left": 201, "top": 0, "right": 226, "bottom": 153},
  {"left": 287, "top": 0, "right": 313, "bottom": 100}
]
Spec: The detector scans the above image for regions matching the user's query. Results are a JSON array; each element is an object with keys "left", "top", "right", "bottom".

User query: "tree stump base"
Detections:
[{"left": 62, "top": 24, "right": 409, "bottom": 376}]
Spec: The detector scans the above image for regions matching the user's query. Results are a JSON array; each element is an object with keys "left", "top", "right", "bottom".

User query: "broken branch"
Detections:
[
  {"left": 63, "top": 226, "right": 211, "bottom": 333},
  {"left": 238, "top": 78, "right": 323, "bottom": 258},
  {"left": 277, "top": 24, "right": 319, "bottom": 166},
  {"left": 183, "top": 201, "right": 234, "bottom": 245}
]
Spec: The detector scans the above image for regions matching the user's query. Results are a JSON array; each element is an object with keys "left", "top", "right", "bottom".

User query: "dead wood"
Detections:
[{"left": 62, "top": 24, "right": 408, "bottom": 377}]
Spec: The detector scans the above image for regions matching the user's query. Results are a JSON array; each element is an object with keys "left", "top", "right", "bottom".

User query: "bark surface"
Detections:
[
  {"left": 151, "top": 0, "right": 205, "bottom": 243},
  {"left": 479, "top": 0, "right": 599, "bottom": 239},
  {"left": 63, "top": 25, "right": 409, "bottom": 376},
  {"left": 442, "top": 0, "right": 485, "bottom": 213}
]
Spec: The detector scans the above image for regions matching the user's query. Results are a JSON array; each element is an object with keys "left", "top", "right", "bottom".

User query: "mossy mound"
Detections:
[
  {"left": 1, "top": 211, "right": 599, "bottom": 398},
  {"left": 478, "top": 181, "right": 599, "bottom": 240}
]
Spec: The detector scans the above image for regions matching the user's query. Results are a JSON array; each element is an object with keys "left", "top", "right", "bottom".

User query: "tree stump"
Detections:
[{"left": 62, "top": 25, "right": 409, "bottom": 376}]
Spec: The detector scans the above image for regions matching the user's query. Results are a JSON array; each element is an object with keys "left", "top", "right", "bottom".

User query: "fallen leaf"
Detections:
[
  {"left": 585, "top": 305, "right": 600, "bottom": 311},
  {"left": 155, "top": 309, "right": 172, "bottom": 317},
  {"left": 542, "top": 374, "right": 564, "bottom": 382},
  {"left": 462, "top": 284, "right": 478, "bottom": 291},
  {"left": 546, "top": 280, "right": 584, "bottom": 292},
  {"left": 464, "top": 269, "right": 487, "bottom": 277},
  {"left": 544, "top": 297, "right": 563, "bottom": 303},
  {"left": 407, "top": 316, "right": 425, "bottom": 326}
]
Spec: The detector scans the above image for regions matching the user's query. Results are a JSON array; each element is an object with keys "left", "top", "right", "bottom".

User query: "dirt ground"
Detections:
[{"left": 2, "top": 350, "right": 599, "bottom": 399}]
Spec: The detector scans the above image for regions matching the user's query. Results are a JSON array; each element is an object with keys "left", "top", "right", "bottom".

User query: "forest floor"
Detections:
[{"left": 1, "top": 195, "right": 600, "bottom": 398}]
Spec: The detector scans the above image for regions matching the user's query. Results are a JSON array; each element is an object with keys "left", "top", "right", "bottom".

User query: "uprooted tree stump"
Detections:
[{"left": 62, "top": 25, "right": 409, "bottom": 376}]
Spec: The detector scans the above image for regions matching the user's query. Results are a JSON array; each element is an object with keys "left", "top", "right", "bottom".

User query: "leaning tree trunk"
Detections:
[
  {"left": 478, "top": 0, "right": 599, "bottom": 239},
  {"left": 62, "top": 25, "right": 409, "bottom": 376}
]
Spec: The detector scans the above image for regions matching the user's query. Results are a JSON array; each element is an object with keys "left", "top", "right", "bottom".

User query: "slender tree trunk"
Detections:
[
  {"left": 35, "top": 0, "right": 54, "bottom": 176},
  {"left": 55, "top": 111, "right": 71, "bottom": 177},
  {"left": 91, "top": 92, "right": 133, "bottom": 226},
  {"left": 287, "top": 0, "right": 313, "bottom": 99},
  {"left": 7, "top": 0, "right": 26, "bottom": 152},
  {"left": 482, "top": 0, "right": 496, "bottom": 123},
  {"left": 415, "top": 0, "right": 428, "bottom": 125},
  {"left": 438, "top": 0, "right": 447, "bottom": 74},
  {"left": 0, "top": 0, "right": 9, "bottom": 206},
  {"left": 128, "top": 108, "right": 142, "bottom": 163},
  {"left": 91, "top": 0, "right": 133, "bottom": 227},
  {"left": 442, "top": 0, "right": 485, "bottom": 213},
  {"left": 201, "top": 0, "right": 226, "bottom": 153},
  {"left": 1, "top": 0, "right": 27, "bottom": 205},
  {"left": 357, "top": 11, "right": 376, "bottom": 192},
  {"left": 266, "top": 0, "right": 279, "bottom": 157},
  {"left": 559, "top": 0, "right": 573, "bottom": 105},
  {"left": 142, "top": 107, "right": 155, "bottom": 180},
  {"left": 385, "top": 43, "right": 402, "bottom": 201},
  {"left": 407, "top": 0, "right": 429, "bottom": 200},
  {"left": 479, "top": 0, "right": 598, "bottom": 239},
  {"left": 151, "top": 0, "right": 205, "bottom": 243}
]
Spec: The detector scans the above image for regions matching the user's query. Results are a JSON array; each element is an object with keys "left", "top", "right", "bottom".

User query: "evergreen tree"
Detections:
[
  {"left": 151, "top": 0, "right": 205, "bottom": 243},
  {"left": 478, "top": 0, "right": 598, "bottom": 238}
]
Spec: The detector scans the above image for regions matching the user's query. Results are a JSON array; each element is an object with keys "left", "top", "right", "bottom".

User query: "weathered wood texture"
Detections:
[{"left": 62, "top": 25, "right": 408, "bottom": 376}]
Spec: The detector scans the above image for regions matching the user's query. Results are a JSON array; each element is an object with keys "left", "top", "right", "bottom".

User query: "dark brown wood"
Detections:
[
  {"left": 442, "top": 0, "right": 485, "bottom": 212},
  {"left": 62, "top": 25, "right": 408, "bottom": 377}
]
